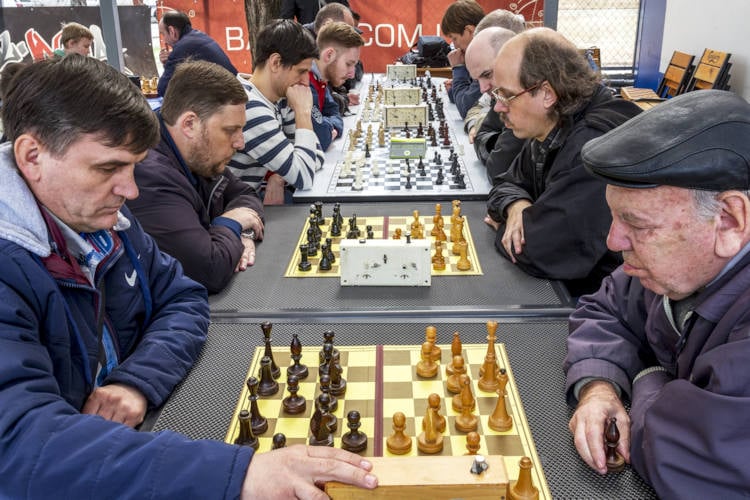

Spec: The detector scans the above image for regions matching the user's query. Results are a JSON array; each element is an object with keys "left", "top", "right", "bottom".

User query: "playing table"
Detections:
[{"left": 144, "top": 320, "right": 657, "bottom": 499}]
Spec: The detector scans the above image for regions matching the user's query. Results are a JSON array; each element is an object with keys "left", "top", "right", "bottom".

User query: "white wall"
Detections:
[{"left": 661, "top": 0, "right": 747, "bottom": 99}]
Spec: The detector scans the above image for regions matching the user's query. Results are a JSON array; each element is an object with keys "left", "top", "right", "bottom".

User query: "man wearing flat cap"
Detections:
[{"left": 564, "top": 90, "right": 750, "bottom": 498}]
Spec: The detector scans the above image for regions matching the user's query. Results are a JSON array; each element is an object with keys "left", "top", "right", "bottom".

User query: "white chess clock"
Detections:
[
  {"left": 383, "top": 104, "right": 428, "bottom": 128},
  {"left": 386, "top": 64, "right": 417, "bottom": 81},
  {"left": 383, "top": 87, "right": 422, "bottom": 106}
]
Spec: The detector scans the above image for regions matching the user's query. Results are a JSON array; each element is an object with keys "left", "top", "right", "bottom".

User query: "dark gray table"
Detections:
[
  {"left": 145, "top": 320, "right": 656, "bottom": 499},
  {"left": 210, "top": 201, "right": 574, "bottom": 320}
]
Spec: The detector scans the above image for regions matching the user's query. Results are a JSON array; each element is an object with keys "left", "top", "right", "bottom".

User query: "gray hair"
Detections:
[
  {"left": 691, "top": 189, "right": 750, "bottom": 219},
  {"left": 476, "top": 9, "right": 526, "bottom": 34}
]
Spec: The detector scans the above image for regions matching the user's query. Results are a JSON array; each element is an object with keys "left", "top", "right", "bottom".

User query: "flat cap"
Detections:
[{"left": 582, "top": 89, "right": 750, "bottom": 190}]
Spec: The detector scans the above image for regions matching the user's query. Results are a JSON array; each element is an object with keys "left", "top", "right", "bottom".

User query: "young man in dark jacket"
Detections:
[
  {"left": 565, "top": 90, "right": 750, "bottom": 498},
  {"left": 129, "top": 61, "right": 265, "bottom": 294},
  {"left": 0, "top": 55, "right": 377, "bottom": 499},
  {"left": 485, "top": 28, "right": 641, "bottom": 296}
]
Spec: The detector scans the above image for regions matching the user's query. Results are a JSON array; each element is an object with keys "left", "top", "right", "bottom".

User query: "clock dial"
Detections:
[
  {"left": 384, "top": 105, "right": 428, "bottom": 128},
  {"left": 383, "top": 87, "right": 422, "bottom": 106},
  {"left": 386, "top": 64, "right": 417, "bottom": 81}
]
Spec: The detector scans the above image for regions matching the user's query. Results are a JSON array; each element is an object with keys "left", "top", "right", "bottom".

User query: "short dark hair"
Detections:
[
  {"left": 518, "top": 28, "right": 599, "bottom": 119},
  {"left": 254, "top": 19, "right": 319, "bottom": 69},
  {"left": 161, "top": 60, "right": 247, "bottom": 125},
  {"left": 313, "top": 3, "right": 352, "bottom": 33},
  {"left": 2, "top": 55, "right": 159, "bottom": 156},
  {"left": 161, "top": 11, "right": 192, "bottom": 39},
  {"left": 441, "top": 0, "right": 485, "bottom": 36}
]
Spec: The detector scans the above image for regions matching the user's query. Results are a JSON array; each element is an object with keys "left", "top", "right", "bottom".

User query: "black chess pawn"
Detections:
[
  {"left": 405, "top": 174, "right": 412, "bottom": 189},
  {"left": 430, "top": 135, "right": 438, "bottom": 147},
  {"left": 287, "top": 333, "right": 309, "bottom": 380},
  {"left": 330, "top": 219, "right": 341, "bottom": 237},
  {"left": 314, "top": 200, "right": 325, "bottom": 225},
  {"left": 260, "top": 321, "right": 281, "bottom": 379},
  {"left": 434, "top": 151, "right": 442, "bottom": 165},
  {"left": 246, "top": 376, "right": 269, "bottom": 435},
  {"left": 366, "top": 225, "right": 374, "bottom": 239},
  {"left": 365, "top": 143, "right": 370, "bottom": 158},
  {"left": 333, "top": 202, "right": 343, "bottom": 225},
  {"left": 405, "top": 128, "right": 411, "bottom": 139},
  {"left": 298, "top": 244, "right": 312, "bottom": 271},
  {"left": 272, "top": 433, "right": 287, "bottom": 450},
  {"left": 257, "top": 356, "right": 279, "bottom": 396},
  {"left": 456, "top": 173, "right": 466, "bottom": 189},
  {"left": 451, "top": 156, "right": 460, "bottom": 175},
  {"left": 341, "top": 410, "right": 368, "bottom": 453},
  {"left": 282, "top": 375, "right": 307, "bottom": 414},
  {"left": 403, "top": 122, "right": 409, "bottom": 133},
  {"left": 436, "top": 168, "right": 444, "bottom": 185},
  {"left": 319, "top": 373, "right": 338, "bottom": 417},
  {"left": 319, "top": 244, "right": 332, "bottom": 271},
  {"left": 235, "top": 409, "right": 259, "bottom": 449},
  {"left": 417, "top": 122, "right": 424, "bottom": 137}
]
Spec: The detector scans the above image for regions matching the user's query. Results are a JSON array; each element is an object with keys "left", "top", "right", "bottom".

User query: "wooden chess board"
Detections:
[
  {"left": 284, "top": 213, "right": 483, "bottom": 277},
  {"left": 225, "top": 336, "right": 550, "bottom": 498}
]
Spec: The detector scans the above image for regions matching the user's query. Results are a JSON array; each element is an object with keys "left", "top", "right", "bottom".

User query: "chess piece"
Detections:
[
  {"left": 392, "top": 228, "right": 402, "bottom": 240},
  {"left": 489, "top": 369, "right": 513, "bottom": 432},
  {"left": 287, "top": 334, "right": 309, "bottom": 380},
  {"left": 318, "top": 243, "right": 332, "bottom": 271},
  {"left": 319, "top": 331, "right": 340, "bottom": 365},
  {"left": 330, "top": 219, "right": 341, "bottom": 237},
  {"left": 329, "top": 352, "right": 347, "bottom": 397},
  {"left": 282, "top": 375, "right": 307, "bottom": 414},
  {"left": 446, "top": 355, "right": 467, "bottom": 394},
  {"left": 451, "top": 216, "right": 465, "bottom": 254},
  {"left": 257, "top": 356, "right": 279, "bottom": 396},
  {"left": 478, "top": 345, "right": 500, "bottom": 393},
  {"left": 235, "top": 410, "right": 259, "bottom": 449},
  {"left": 456, "top": 240, "right": 472, "bottom": 271},
  {"left": 433, "top": 216, "right": 447, "bottom": 242},
  {"left": 378, "top": 127, "right": 385, "bottom": 147},
  {"left": 465, "top": 431, "right": 481, "bottom": 455},
  {"left": 260, "top": 322, "right": 281, "bottom": 379},
  {"left": 271, "top": 433, "right": 287, "bottom": 450},
  {"left": 386, "top": 411, "right": 412, "bottom": 455},
  {"left": 341, "top": 410, "right": 368, "bottom": 453},
  {"left": 366, "top": 224, "right": 374, "bottom": 239},
  {"left": 416, "top": 341, "right": 438, "bottom": 378},
  {"left": 507, "top": 457, "right": 539, "bottom": 500},
  {"left": 246, "top": 376, "right": 269, "bottom": 435},
  {"left": 424, "top": 325, "right": 440, "bottom": 362},
  {"left": 455, "top": 377, "right": 478, "bottom": 432},
  {"left": 410, "top": 210, "right": 423, "bottom": 239},
  {"left": 319, "top": 342, "right": 333, "bottom": 377},
  {"left": 298, "top": 244, "right": 312, "bottom": 271},
  {"left": 325, "top": 238, "right": 335, "bottom": 263},
  {"left": 306, "top": 227, "right": 318, "bottom": 257},
  {"left": 452, "top": 374, "right": 475, "bottom": 412},
  {"left": 432, "top": 241, "right": 446, "bottom": 271},
  {"left": 405, "top": 174, "right": 412, "bottom": 190},
  {"left": 479, "top": 321, "right": 499, "bottom": 377},
  {"left": 309, "top": 396, "right": 336, "bottom": 447},
  {"left": 417, "top": 393, "right": 445, "bottom": 454},
  {"left": 318, "top": 373, "right": 338, "bottom": 416},
  {"left": 446, "top": 331, "right": 463, "bottom": 376},
  {"left": 470, "top": 454, "right": 490, "bottom": 474},
  {"left": 605, "top": 417, "right": 626, "bottom": 472}
]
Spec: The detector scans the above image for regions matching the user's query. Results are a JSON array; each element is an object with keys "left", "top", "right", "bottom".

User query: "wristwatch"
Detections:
[{"left": 241, "top": 229, "right": 257, "bottom": 240}]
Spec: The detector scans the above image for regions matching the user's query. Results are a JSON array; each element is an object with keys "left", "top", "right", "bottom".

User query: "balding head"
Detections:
[{"left": 465, "top": 27, "right": 516, "bottom": 93}]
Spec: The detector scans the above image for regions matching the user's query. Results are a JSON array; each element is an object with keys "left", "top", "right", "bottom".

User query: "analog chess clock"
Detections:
[
  {"left": 383, "top": 87, "right": 422, "bottom": 106},
  {"left": 383, "top": 104, "right": 428, "bottom": 128},
  {"left": 386, "top": 64, "right": 417, "bottom": 81}
]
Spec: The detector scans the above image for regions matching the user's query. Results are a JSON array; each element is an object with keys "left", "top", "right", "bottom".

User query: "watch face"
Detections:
[
  {"left": 386, "top": 64, "right": 417, "bottom": 81},
  {"left": 384, "top": 104, "right": 428, "bottom": 128},
  {"left": 383, "top": 87, "right": 421, "bottom": 106}
]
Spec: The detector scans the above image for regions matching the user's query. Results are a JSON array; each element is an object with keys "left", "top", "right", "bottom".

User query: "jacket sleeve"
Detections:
[
  {"left": 0, "top": 244, "right": 254, "bottom": 499},
  {"left": 157, "top": 51, "right": 178, "bottom": 97},
  {"left": 490, "top": 128, "right": 616, "bottom": 281},
  {"left": 449, "top": 65, "right": 482, "bottom": 119},
  {"left": 628, "top": 315, "right": 750, "bottom": 497},
  {"left": 311, "top": 85, "right": 343, "bottom": 152},
  {"left": 233, "top": 100, "right": 322, "bottom": 189},
  {"left": 130, "top": 156, "right": 244, "bottom": 294}
]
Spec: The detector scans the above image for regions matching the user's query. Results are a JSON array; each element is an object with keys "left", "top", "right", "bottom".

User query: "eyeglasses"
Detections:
[{"left": 490, "top": 82, "right": 541, "bottom": 107}]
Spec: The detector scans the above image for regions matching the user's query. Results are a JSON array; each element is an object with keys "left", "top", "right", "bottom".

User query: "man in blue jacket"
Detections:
[
  {"left": 0, "top": 55, "right": 376, "bottom": 498},
  {"left": 565, "top": 90, "right": 750, "bottom": 498},
  {"left": 157, "top": 10, "right": 237, "bottom": 97}
]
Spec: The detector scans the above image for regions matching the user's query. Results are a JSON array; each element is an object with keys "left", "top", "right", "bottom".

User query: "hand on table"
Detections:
[
  {"left": 348, "top": 92, "right": 360, "bottom": 106},
  {"left": 263, "top": 173, "right": 287, "bottom": 206},
  {"left": 569, "top": 380, "right": 630, "bottom": 474},
  {"left": 501, "top": 200, "right": 532, "bottom": 263},
  {"left": 241, "top": 444, "right": 377, "bottom": 499},
  {"left": 236, "top": 237, "right": 257, "bottom": 271},
  {"left": 223, "top": 207, "right": 265, "bottom": 240},
  {"left": 82, "top": 383, "right": 148, "bottom": 428},
  {"left": 483, "top": 213, "right": 500, "bottom": 231}
]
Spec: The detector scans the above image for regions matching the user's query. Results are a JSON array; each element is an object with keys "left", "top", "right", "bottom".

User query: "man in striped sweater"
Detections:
[{"left": 228, "top": 20, "right": 323, "bottom": 205}]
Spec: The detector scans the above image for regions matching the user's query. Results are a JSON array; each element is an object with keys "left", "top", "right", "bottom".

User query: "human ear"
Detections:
[
  {"left": 714, "top": 191, "right": 750, "bottom": 257},
  {"left": 13, "top": 134, "right": 43, "bottom": 183},
  {"left": 177, "top": 111, "right": 200, "bottom": 140}
]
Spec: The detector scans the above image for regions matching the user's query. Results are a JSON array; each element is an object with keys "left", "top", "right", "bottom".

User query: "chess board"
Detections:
[
  {"left": 329, "top": 124, "right": 473, "bottom": 195},
  {"left": 225, "top": 336, "right": 550, "bottom": 498},
  {"left": 283, "top": 212, "right": 483, "bottom": 278}
]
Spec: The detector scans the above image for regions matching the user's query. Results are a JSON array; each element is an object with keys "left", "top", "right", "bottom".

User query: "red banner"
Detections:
[{"left": 159, "top": 0, "right": 544, "bottom": 74}]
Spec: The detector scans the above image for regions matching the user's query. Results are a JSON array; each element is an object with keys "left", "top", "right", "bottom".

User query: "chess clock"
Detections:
[
  {"left": 383, "top": 104, "right": 428, "bottom": 128},
  {"left": 386, "top": 64, "right": 417, "bottom": 81},
  {"left": 383, "top": 87, "right": 422, "bottom": 106},
  {"left": 389, "top": 138, "right": 427, "bottom": 159}
]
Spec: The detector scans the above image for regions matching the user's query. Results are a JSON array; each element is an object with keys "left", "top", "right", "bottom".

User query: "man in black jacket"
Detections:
[
  {"left": 485, "top": 28, "right": 641, "bottom": 296},
  {"left": 128, "top": 61, "right": 264, "bottom": 294}
]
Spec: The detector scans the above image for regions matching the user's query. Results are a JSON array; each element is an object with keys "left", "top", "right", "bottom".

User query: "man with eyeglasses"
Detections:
[{"left": 485, "top": 28, "right": 641, "bottom": 297}]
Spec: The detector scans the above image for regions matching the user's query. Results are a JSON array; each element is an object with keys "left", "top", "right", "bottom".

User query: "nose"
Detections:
[
  {"left": 299, "top": 72, "right": 310, "bottom": 85},
  {"left": 113, "top": 166, "right": 139, "bottom": 200},
  {"left": 493, "top": 99, "right": 508, "bottom": 113},
  {"left": 606, "top": 220, "right": 631, "bottom": 252},
  {"left": 232, "top": 131, "right": 245, "bottom": 150},
  {"left": 479, "top": 80, "right": 492, "bottom": 94}
]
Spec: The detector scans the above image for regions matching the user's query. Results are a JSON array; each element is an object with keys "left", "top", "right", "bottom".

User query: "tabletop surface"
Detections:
[
  {"left": 145, "top": 319, "right": 657, "bottom": 499},
  {"left": 208, "top": 201, "right": 573, "bottom": 320}
]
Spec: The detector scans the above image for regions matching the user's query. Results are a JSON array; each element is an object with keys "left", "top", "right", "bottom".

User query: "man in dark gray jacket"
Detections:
[{"left": 565, "top": 90, "right": 750, "bottom": 499}]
